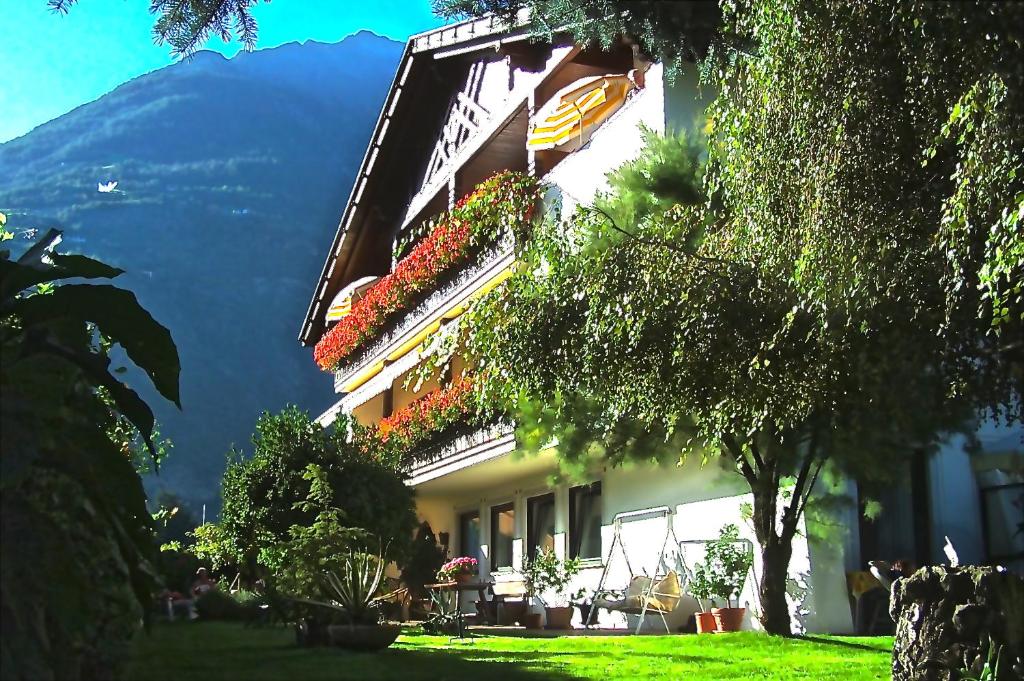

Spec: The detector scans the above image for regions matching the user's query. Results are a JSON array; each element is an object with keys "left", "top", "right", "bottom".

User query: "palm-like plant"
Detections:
[
  {"left": 288, "top": 542, "right": 389, "bottom": 626},
  {"left": 320, "top": 548, "right": 387, "bottom": 625}
]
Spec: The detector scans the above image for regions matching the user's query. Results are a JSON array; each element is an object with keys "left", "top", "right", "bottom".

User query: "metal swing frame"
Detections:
[{"left": 584, "top": 506, "right": 681, "bottom": 634}]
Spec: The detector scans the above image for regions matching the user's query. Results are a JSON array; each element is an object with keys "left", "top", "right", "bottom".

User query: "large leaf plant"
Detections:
[{"left": 1, "top": 218, "right": 181, "bottom": 680}]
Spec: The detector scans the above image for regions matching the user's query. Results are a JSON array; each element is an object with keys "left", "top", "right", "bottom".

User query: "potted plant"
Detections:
[
  {"left": 692, "top": 524, "right": 752, "bottom": 633},
  {"left": 520, "top": 563, "right": 544, "bottom": 629},
  {"left": 523, "top": 548, "right": 583, "bottom": 630},
  {"left": 299, "top": 544, "right": 402, "bottom": 651},
  {"left": 257, "top": 508, "right": 370, "bottom": 646},
  {"left": 437, "top": 556, "right": 478, "bottom": 584},
  {"left": 686, "top": 562, "right": 718, "bottom": 634}
]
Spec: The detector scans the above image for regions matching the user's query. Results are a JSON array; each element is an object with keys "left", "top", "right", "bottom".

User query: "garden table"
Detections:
[{"left": 425, "top": 580, "right": 494, "bottom": 638}]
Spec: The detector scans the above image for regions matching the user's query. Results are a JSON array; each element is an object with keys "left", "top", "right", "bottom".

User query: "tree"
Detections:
[
  {"left": 432, "top": 0, "right": 724, "bottom": 79},
  {"left": 459, "top": 1, "right": 1022, "bottom": 636},
  {"left": 217, "top": 406, "right": 418, "bottom": 578},
  {"left": 1, "top": 219, "right": 181, "bottom": 677},
  {"left": 48, "top": 0, "right": 271, "bottom": 56}
]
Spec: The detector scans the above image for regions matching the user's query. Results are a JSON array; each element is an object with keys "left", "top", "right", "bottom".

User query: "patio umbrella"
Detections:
[{"left": 528, "top": 74, "right": 634, "bottom": 152}]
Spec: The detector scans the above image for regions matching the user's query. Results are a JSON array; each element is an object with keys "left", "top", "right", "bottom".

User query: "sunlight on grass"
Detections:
[{"left": 126, "top": 622, "right": 893, "bottom": 681}]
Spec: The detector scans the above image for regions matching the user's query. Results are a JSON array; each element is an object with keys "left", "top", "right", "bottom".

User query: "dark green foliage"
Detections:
[
  {"left": 152, "top": 491, "right": 200, "bottom": 550},
  {"left": 401, "top": 522, "right": 448, "bottom": 600},
  {"left": 155, "top": 549, "right": 202, "bottom": 596},
  {"left": 432, "top": 0, "right": 724, "bottom": 79},
  {"left": 1, "top": 33, "right": 402, "bottom": 514},
  {"left": 193, "top": 588, "right": 266, "bottom": 622},
  {"left": 218, "top": 406, "right": 418, "bottom": 578},
  {"left": 49, "top": 0, "right": 271, "bottom": 56},
  {"left": 1, "top": 226, "right": 180, "bottom": 678}
]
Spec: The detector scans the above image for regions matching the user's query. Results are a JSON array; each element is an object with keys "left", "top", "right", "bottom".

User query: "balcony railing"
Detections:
[
  {"left": 334, "top": 235, "right": 514, "bottom": 392},
  {"left": 405, "top": 420, "right": 516, "bottom": 477}
]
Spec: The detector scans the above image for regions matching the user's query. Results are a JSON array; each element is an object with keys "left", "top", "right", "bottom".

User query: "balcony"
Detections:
[
  {"left": 406, "top": 420, "right": 516, "bottom": 486},
  {"left": 333, "top": 234, "right": 514, "bottom": 394}
]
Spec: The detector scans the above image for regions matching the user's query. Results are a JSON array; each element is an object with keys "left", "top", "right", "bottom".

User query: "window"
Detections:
[
  {"left": 490, "top": 502, "right": 515, "bottom": 569},
  {"left": 569, "top": 482, "right": 602, "bottom": 560},
  {"left": 526, "top": 493, "right": 556, "bottom": 559},
  {"left": 458, "top": 510, "right": 480, "bottom": 561}
]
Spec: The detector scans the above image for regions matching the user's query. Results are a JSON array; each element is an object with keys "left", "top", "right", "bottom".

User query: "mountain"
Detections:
[{"left": 0, "top": 31, "right": 403, "bottom": 515}]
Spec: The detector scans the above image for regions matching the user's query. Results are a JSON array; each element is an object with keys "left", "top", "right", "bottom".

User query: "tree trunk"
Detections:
[
  {"left": 758, "top": 539, "right": 793, "bottom": 635},
  {"left": 750, "top": 482, "right": 794, "bottom": 636}
]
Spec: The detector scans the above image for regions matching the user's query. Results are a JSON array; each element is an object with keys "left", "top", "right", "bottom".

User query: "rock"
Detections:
[{"left": 890, "top": 565, "right": 1024, "bottom": 680}]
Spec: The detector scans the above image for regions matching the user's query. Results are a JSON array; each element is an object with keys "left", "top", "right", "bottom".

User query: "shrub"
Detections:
[
  {"left": 218, "top": 407, "right": 417, "bottom": 572},
  {"left": 194, "top": 588, "right": 248, "bottom": 621},
  {"left": 400, "top": 522, "right": 447, "bottom": 600}
]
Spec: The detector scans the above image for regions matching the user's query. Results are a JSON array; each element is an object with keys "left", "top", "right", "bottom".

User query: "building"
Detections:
[{"left": 300, "top": 15, "right": 1024, "bottom": 633}]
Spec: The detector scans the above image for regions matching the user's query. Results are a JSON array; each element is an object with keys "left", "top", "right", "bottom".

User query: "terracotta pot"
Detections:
[
  {"left": 523, "top": 612, "right": 544, "bottom": 630},
  {"left": 326, "top": 623, "right": 402, "bottom": 651},
  {"left": 711, "top": 607, "right": 745, "bottom": 632},
  {"left": 695, "top": 611, "right": 717, "bottom": 634},
  {"left": 498, "top": 601, "right": 527, "bottom": 626},
  {"left": 544, "top": 606, "right": 573, "bottom": 629}
]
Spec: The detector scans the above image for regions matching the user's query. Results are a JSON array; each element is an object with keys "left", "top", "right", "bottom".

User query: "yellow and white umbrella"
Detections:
[
  {"left": 528, "top": 74, "right": 634, "bottom": 152},
  {"left": 325, "top": 275, "right": 379, "bottom": 322}
]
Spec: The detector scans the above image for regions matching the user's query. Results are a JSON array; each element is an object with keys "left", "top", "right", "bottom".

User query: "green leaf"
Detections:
[
  {"left": 12, "top": 284, "right": 180, "bottom": 407},
  {"left": 1, "top": 253, "right": 124, "bottom": 303}
]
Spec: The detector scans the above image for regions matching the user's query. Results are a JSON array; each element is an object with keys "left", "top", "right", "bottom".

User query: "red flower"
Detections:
[
  {"left": 371, "top": 377, "right": 476, "bottom": 456},
  {"left": 314, "top": 172, "right": 539, "bottom": 372}
]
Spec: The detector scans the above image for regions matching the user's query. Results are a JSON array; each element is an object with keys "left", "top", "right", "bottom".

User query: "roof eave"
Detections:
[{"left": 299, "top": 11, "right": 532, "bottom": 346}]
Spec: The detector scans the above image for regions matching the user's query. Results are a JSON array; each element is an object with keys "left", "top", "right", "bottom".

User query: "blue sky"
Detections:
[{"left": 0, "top": 1, "right": 447, "bottom": 143}]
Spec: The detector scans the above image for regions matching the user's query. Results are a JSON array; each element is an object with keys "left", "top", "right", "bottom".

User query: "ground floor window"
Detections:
[
  {"left": 527, "top": 493, "right": 556, "bottom": 559},
  {"left": 569, "top": 481, "right": 602, "bottom": 560},
  {"left": 458, "top": 510, "right": 480, "bottom": 562},
  {"left": 490, "top": 502, "right": 515, "bottom": 569}
]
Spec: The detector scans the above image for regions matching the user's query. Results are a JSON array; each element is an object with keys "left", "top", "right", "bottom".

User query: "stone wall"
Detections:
[{"left": 891, "top": 566, "right": 1023, "bottom": 680}]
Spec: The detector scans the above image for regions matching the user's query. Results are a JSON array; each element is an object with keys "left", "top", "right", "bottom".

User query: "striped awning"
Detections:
[
  {"left": 528, "top": 74, "right": 634, "bottom": 152},
  {"left": 325, "top": 275, "right": 379, "bottom": 322}
]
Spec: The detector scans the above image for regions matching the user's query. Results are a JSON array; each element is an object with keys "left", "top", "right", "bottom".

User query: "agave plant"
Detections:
[{"left": 296, "top": 543, "right": 389, "bottom": 626}]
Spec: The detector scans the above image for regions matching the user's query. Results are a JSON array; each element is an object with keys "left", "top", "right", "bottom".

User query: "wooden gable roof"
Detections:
[{"left": 298, "top": 12, "right": 537, "bottom": 346}]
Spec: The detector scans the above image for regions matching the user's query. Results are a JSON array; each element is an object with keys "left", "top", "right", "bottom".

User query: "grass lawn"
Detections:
[{"left": 125, "top": 622, "right": 893, "bottom": 680}]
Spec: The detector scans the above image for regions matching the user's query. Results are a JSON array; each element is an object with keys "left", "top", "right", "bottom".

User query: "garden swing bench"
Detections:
[{"left": 584, "top": 506, "right": 683, "bottom": 634}]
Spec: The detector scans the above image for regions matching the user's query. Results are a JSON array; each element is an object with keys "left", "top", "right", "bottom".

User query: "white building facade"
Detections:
[{"left": 301, "top": 17, "right": 1024, "bottom": 634}]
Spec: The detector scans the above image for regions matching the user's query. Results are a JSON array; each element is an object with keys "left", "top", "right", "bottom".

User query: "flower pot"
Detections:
[
  {"left": 695, "top": 611, "right": 717, "bottom": 634},
  {"left": 711, "top": 607, "right": 745, "bottom": 632},
  {"left": 327, "top": 623, "right": 402, "bottom": 651},
  {"left": 498, "top": 601, "right": 526, "bottom": 626},
  {"left": 523, "top": 612, "right": 544, "bottom": 630},
  {"left": 544, "top": 606, "right": 573, "bottom": 630},
  {"left": 453, "top": 573, "right": 472, "bottom": 584}
]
